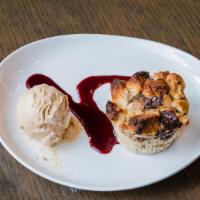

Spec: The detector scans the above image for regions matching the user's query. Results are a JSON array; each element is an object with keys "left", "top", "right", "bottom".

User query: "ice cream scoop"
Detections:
[{"left": 17, "top": 84, "right": 75, "bottom": 146}]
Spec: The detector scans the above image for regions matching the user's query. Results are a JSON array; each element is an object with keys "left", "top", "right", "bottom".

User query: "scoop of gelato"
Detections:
[{"left": 17, "top": 84, "right": 80, "bottom": 146}]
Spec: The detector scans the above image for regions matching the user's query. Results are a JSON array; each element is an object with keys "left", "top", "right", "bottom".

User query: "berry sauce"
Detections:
[{"left": 26, "top": 74, "right": 129, "bottom": 153}]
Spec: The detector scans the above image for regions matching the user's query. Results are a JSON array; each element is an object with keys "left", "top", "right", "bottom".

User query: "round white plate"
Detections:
[{"left": 0, "top": 34, "right": 200, "bottom": 191}]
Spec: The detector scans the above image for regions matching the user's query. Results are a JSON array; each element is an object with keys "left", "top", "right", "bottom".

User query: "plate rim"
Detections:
[{"left": 0, "top": 34, "right": 200, "bottom": 191}]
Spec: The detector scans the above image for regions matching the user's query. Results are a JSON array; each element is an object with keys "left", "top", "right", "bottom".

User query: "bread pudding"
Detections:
[{"left": 106, "top": 71, "right": 189, "bottom": 154}]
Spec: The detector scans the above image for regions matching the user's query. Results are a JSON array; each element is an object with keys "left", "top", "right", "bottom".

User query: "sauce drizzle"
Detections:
[{"left": 26, "top": 74, "right": 129, "bottom": 153}]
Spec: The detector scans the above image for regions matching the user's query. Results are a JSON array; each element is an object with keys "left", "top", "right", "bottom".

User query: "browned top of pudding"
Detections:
[{"left": 106, "top": 71, "right": 189, "bottom": 137}]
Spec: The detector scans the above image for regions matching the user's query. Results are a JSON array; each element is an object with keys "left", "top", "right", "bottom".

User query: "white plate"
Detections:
[{"left": 0, "top": 34, "right": 200, "bottom": 191}]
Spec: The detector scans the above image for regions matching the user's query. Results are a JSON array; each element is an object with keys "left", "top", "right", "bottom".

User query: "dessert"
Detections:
[
  {"left": 106, "top": 71, "right": 189, "bottom": 154},
  {"left": 23, "top": 72, "right": 189, "bottom": 154},
  {"left": 17, "top": 84, "right": 81, "bottom": 146}
]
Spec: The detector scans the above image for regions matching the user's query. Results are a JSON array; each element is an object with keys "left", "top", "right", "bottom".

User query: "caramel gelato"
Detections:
[{"left": 17, "top": 84, "right": 81, "bottom": 146}]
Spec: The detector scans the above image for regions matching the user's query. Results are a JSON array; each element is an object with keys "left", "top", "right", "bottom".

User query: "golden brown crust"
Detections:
[
  {"left": 111, "top": 79, "right": 126, "bottom": 102},
  {"left": 126, "top": 72, "right": 149, "bottom": 96},
  {"left": 110, "top": 79, "right": 130, "bottom": 109},
  {"left": 166, "top": 73, "right": 185, "bottom": 99},
  {"left": 143, "top": 79, "right": 169, "bottom": 97},
  {"left": 128, "top": 113, "right": 160, "bottom": 135},
  {"left": 172, "top": 99, "right": 189, "bottom": 114},
  {"left": 153, "top": 71, "right": 169, "bottom": 80},
  {"left": 106, "top": 71, "right": 189, "bottom": 137},
  {"left": 159, "top": 94, "right": 172, "bottom": 110},
  {"left": 126, "top": 76, "right": 143, "bottom": 96}
]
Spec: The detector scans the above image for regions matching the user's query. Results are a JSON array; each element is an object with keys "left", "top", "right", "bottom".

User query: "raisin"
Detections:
[
  {"left": 160, "top": 110, "right": 182, "bottom": 129},
  {"left": 106, "top": 101, "right": 119, "bottom": 120},
  {"left": 132, "top": 71, "right": 150, "bottom": 85},
  {"left": 134, "top": 71, "right": 150, "bottom": 79},
  {"left": 144, "top": 96, "right": 163, "bottom": 109}
]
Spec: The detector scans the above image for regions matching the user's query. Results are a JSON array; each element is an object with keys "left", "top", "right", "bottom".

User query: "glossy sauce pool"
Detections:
[{"left": 26, "top": 74, "right": 129, "bottom": 153}]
